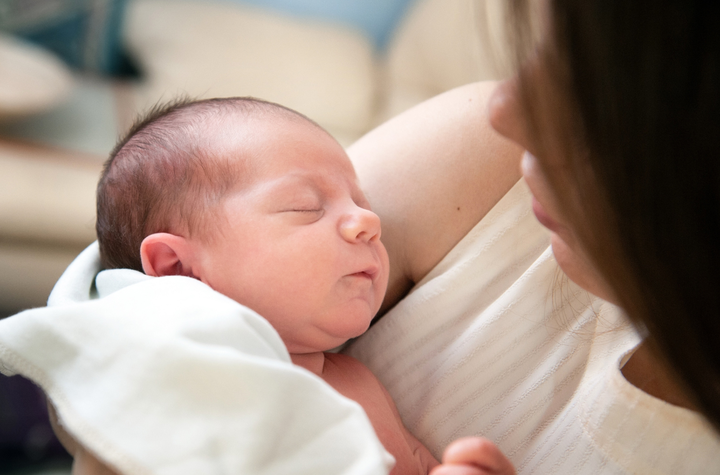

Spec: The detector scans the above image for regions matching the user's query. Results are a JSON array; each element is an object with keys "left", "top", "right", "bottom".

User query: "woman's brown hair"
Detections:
[{"left": 508, "top": 0, "right": 720, "bottom": 431}]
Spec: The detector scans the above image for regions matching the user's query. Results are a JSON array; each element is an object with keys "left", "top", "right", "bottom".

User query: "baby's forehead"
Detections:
[
  {"left": 210, "top": 112, "right": 352, "bottom": 174},
  {"left": 207, "top": 110, "right": 319, "bottom": 157}
]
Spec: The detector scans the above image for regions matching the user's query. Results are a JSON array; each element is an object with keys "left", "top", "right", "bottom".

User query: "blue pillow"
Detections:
[
  {"left": 218, "top": 0, "right": 416, "bottom": 50},
  {"left": 0, "top": 0, "right": 132, "bottom": 77}
]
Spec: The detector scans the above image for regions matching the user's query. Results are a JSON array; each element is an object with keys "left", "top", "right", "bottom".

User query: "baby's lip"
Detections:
[{"left": 349, "top": 265, "right": 379, "bottom": 280}]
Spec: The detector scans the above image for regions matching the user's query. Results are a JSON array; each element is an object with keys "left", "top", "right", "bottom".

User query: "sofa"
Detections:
[{"left": 0, "top": 0, "right": 510, "bottom": 312}]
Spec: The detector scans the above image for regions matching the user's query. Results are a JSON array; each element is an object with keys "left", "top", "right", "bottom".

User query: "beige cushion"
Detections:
[
  {"left": 378, "top": 0, "right": 511, "bottom": 122},
  {"left": 0, "top": 33, "right": 73, "bottom": 119},
  {"left": 0, "top": 242, "right": 83, "bottom": 310},
  {"left": 0, "top": 140, "right": 101, "bottom": 309},
  {"left": 0, "top": 141, "right": 100, "bottom": 246},
  {"left": 125, "top": 0, "right": 378, "bottom": 146}
]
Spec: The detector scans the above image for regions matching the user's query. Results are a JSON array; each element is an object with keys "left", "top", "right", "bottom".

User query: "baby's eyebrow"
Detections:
[
  {"left": 262, "top": 170, "right": 357, "bottom": 201},
  {"left": 261, "top": 174, "right": 323, "bottom": 199}
]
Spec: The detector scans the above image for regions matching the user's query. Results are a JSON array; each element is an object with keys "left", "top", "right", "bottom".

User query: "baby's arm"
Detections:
[
  {"left": 322, "top": 352, "right": 439, "bottom": 474},
  {"left": 375, "top": 375, "right": 439, "bottom": 474},
  {"left": 399, "top": 418, "right": 440, "bottom": 474},
  {"left": 430, "top": 437, "right": 515, "bottom": 475}
]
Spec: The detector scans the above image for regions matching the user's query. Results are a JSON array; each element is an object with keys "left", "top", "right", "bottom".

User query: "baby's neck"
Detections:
[{"left": 290, "top": 352, "right": 326, "bottom": 375}]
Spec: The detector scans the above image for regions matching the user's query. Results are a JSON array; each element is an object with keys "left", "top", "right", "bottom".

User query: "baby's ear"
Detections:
[{"left": 140, "top": 233, "right": 197, "bottom": 278}]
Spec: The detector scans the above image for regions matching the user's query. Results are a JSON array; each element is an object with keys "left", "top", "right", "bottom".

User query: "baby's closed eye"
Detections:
[
  {"left": 288, "top": 207, "right": 323, "bottom": 213},
  {"left": 279, "top": 205, "right": 325, "bottom": 223}
]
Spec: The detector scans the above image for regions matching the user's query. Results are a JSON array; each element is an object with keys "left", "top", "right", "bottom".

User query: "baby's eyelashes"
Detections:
[{"left": 279, "top": 207, "right": 325, "bottom": 223}]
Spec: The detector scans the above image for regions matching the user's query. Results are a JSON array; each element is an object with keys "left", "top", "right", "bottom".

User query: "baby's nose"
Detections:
[{"left": 340, "top": 207, "right": 381, "bottom": 243}]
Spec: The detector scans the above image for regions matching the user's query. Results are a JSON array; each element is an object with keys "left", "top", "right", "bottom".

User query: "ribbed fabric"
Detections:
[{"left": 345, "top": 179, "right": 720, "bottom": 474}]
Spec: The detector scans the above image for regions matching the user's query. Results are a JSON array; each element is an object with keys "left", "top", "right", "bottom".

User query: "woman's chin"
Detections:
[{"left": 550, "top": 233, "right": 616, "bottom": 303}]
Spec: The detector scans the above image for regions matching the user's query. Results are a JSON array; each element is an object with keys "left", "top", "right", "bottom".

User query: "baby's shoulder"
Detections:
[
  {"left": 321, "top": 352, "right": 387, "bottom": 396},
  {"left": 323, "top": 352, "right": 375, "bottom": 376}
]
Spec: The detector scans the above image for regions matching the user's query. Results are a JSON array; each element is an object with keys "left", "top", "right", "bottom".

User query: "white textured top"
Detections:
[{"left": 345, "top": 179, "right": 720, "bottom": 474}]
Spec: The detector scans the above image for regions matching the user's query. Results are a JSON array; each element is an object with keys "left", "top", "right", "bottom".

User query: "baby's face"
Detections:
[{"left": 196, "top": 116, "right": 389, "bottom": 354}]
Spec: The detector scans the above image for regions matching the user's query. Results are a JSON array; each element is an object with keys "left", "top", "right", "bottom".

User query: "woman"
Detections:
[{"left": 346, "top": 1, "right": 720, "bottom": 473}]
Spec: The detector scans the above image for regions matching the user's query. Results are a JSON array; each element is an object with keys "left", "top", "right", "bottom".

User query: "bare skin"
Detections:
[
  {"left": 620, "top": 343, "right": 696, "bottom": 411},
  {"left": 430, "top": 437, "right": 517, "bottom": 475}
]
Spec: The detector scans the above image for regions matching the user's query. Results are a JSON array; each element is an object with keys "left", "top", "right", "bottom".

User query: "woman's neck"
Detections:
[
  {"left": 290, "top": 352, "right": 326, "bottom": 376},
  {"left": 621, "top": 342, "right": 696, "bottom": 411}
]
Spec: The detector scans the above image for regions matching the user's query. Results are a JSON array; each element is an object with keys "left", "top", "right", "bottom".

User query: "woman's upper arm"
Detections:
[{"left": 348, "top": 81, "right": 523, "bottom": 313}]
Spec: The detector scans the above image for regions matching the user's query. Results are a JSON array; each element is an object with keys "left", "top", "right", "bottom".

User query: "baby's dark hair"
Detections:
[{"left": 96, "top": 96, "right": 318, "bottom": 272}]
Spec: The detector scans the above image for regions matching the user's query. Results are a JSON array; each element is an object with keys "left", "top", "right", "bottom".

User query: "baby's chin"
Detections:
[
  {"left": 325, "top": 326, "right": 371, "bottom": 351},
  {"left": 342, "top": 313, "right": 374, "bottom": 340},
  {"left": 291, "top": 324, "right": 372, "bottom": 354}
]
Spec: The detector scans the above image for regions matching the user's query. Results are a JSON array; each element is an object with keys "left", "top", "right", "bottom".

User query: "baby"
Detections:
[{"left": 82, "top": 97, "right": 513, "bottom": 475}]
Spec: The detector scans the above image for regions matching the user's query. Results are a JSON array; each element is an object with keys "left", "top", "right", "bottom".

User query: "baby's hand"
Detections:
[{"left": 429, "top": 437, "right": 515, "bottom": 475}]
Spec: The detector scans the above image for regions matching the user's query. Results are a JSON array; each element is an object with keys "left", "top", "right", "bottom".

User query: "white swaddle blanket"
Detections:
[{"left": 0, "top": 243, "right": 393, "bottom": 475}]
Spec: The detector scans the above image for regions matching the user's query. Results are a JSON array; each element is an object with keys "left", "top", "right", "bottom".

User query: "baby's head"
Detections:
[
  {"left": 97, "top": 97, "right": 389, "bottom": 353},
  {"left": 98, "top": 97, "right": 301, "bottom": 271}
]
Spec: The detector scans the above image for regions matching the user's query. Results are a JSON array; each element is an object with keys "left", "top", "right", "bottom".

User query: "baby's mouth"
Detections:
[{"left": 350, "top": 264, "right": 379, "bottom": 281}]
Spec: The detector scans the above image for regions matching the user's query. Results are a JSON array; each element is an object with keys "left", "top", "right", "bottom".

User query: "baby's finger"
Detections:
[
  {"left": 442, "top": 437, "right": 515, "bottom": 474},
  {"left": 429, "top": 463, "right": 487, "bottom": 475}
]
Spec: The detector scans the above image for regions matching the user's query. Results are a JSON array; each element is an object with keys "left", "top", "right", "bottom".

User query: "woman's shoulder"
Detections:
[{"left": 349, "top": 82, "right": 524, "bottom": 312}]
